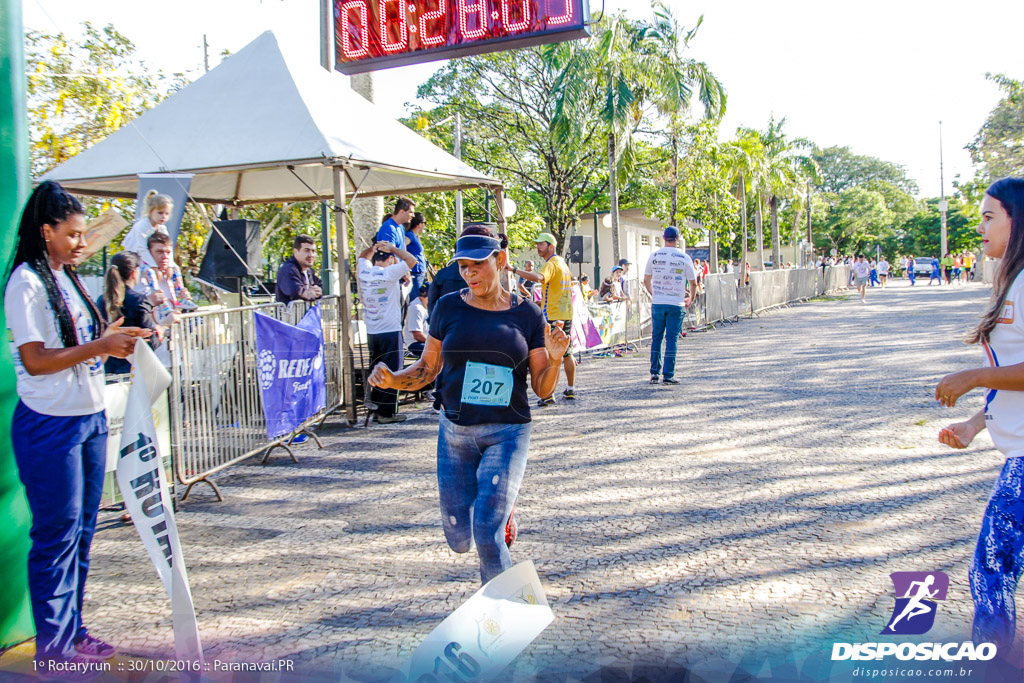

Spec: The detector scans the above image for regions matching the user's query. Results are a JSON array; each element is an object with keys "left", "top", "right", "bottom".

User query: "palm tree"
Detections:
[
  {"left": 735, "top": 127, "right": 770, "bottom": 269},
  {"left": 747, "top": 117, "right": 817, "bottom": 268},
  {"left": 722, "top": 130, "right": 764, "bottom": 276},
  {"left": 643, "top": 4, "right": 726, "bottom": 225}
]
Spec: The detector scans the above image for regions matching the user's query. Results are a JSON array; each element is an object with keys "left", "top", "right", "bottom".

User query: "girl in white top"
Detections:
[
  {"left": 121, "top": 190, "right": 173, "bottom": 256},
  {"left": 936, "top": 176, "right": 1024, "bottom": 653},
  {"left": 4, "top": 181, "right": 150, "bottom": 669}
]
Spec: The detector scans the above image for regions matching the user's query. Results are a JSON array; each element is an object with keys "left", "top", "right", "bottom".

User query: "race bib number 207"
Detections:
[{"left": 461, "top": 362, "right": 513, "bottom": 407}]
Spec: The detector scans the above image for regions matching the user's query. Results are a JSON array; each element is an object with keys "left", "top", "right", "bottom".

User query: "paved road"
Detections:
[{"left": 81, "top": 279, "right": 1019, "bottom": 680}]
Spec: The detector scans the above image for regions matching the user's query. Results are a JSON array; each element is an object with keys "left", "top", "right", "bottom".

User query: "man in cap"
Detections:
[
  {"left": 358, "top": 240, "right": 417, "bottom": 423},
  {"left": 510, "top": 232, "right": 576, "bottom": 404},
  {"left": 643, "top": 226, "right": 697, "bottom": 385}
]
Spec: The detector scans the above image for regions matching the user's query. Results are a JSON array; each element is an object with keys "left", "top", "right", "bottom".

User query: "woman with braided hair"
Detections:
[{"left": 4, "top": 181, "right": 151, "bottom": 674}]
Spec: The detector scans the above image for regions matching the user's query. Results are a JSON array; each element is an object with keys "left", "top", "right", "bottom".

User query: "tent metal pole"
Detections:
[
  {"left": 333, "top": 166, "right": 357, "bottom": 424},
  {"left": 319, "top": 200, "right": 333, "bottom": 295},
  {"left": 494, "top": 185, "right": 511, "bottom": 291}
]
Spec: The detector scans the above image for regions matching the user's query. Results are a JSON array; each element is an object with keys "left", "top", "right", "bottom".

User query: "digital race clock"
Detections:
[{"left": 333, "top": 0, "right": 590, "bottom": 75}]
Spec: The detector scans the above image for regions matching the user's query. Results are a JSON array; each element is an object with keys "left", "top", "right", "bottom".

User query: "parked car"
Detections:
[{"left": 913, "top": 257, "right": 935, "bottom": 276}]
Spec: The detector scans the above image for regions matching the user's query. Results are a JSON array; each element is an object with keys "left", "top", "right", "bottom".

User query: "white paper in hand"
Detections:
[{"left": 401, "top": 561, "right": 554, "bottom": 682}]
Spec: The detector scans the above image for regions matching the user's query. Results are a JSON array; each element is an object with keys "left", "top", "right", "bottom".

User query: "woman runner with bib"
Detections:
[
  {"left": 368, "top": 226, "right": 569, "bottom": 583},
  {"left": 936, "top": 177, "right": 1024, "bottom": 655}
]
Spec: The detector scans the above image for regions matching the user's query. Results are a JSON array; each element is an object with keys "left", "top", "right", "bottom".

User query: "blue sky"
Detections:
[{"left": 23, "top": 0, "right": 1024, "bottom": 197}]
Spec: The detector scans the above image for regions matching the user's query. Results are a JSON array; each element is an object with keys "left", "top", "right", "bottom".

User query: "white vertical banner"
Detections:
[
  {"left": 115, "top": 340, "right": 203, "bottom": 663},
  {"left": 401, "top": 561, "right": 554, "bottom": 682}
]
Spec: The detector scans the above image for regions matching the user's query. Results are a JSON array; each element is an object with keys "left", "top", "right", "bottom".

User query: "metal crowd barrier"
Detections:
[
  {"left": 624, "top": 278, "right": 652, "bottom": 344},
  {"left": 747, "top": 266, "right": 849, "bottom": 315},
  {"left": 168, "top": 297, "right": 346, "bottom": 500},
  {"left": 683, "top": 266, "right": 850, "bottom": 330}
]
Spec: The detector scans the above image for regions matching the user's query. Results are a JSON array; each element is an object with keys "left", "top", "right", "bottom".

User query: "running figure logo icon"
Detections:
[{"left": 881, "top": 571, "right": 949, "bottom": 635}]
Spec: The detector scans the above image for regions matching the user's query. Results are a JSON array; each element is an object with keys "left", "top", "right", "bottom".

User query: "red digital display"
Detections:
[{"left": 334, "top": 0, "right": 590, "bottom": 75}]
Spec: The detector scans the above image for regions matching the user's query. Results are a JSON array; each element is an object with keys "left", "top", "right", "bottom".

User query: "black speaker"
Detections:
[
  {"left": 568, "top": 235, "right": 593, "bottom": 264},
  {"left": 197, "top": 220, "right": 261, "bottom": 282}
]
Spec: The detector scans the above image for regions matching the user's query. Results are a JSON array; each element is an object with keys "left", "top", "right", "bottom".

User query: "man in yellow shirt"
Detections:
[{"left": 510, "top": 232, "right": 576, "bottom": 405}]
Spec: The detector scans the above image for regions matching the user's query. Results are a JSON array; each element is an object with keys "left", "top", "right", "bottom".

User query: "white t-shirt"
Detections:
[
  {"left": 878, "top": 259, "right": 889, "bottom": 275},
  {"left": 851, "top": 260, "right": 870, "bottom": 279},
  {"left": 5, "top": 263, "right": 106, "bottom": 416},
  {"left": 122, "top": 216, "right": 169, "bottom": 255},
  {"left": 357, "top": 257, "right": 410, "bottom": 335},
  {"left": 644, "top": 247, "right": 697, "bottom": 306},
  {"left": 403, "top": 297, "right": 428, "bottom": 348},
  {"left": 984, "top": 270, "right": 1024, "bottom": 458}
]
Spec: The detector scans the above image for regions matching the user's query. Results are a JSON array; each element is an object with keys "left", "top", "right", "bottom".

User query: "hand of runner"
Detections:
[
  {"left": 938, "top": 421, "right": 979, "bottom": 449},
  {"left": 101, "top": 318, "right": 153, "bottom": 358},
  {"left": 544, "top": 323, "right": 569, "bottom": 361},
  {"left": 368, "top": 361, "right": 394, "bottom": 389},
  {"left": 935, "top": 369, "right": 977, "bottom": 407}
]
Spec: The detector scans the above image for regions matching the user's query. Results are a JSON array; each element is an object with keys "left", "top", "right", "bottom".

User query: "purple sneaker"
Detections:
[{"left": 74, "top": 633, "right": 117, "bottom": 660}]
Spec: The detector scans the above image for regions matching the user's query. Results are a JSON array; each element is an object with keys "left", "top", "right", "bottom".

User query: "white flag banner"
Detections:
[
  {"left": 401, "top": 561, "right": 554, "bottom": 682},
  {"left": 115, "top": 340, "right": 203, "bottom": 663}
]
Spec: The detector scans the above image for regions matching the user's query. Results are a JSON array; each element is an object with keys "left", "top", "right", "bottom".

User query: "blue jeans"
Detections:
[
  {"left": 650, "top": 304, "right": 684, "bottom": 380},
  {"left": 437, "top": 415, "right": 531, "bottom": 583},
  {"left": 970, "top": 457, "right": 1024, "bottom": 649},
  {"left": 11, "top": 401, "right": 107, "bottom": 661}
]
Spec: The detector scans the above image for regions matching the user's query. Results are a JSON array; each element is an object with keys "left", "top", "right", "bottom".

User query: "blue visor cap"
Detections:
[{"left": 447, "top": 235, "right": 502, "bottom": 265}]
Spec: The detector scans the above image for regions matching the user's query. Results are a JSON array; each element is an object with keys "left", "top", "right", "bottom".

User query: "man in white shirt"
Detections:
[
  {"left": 851, "top": 254, "right": 871, "bottom": 303},
  {"left": 357, "top": 241, "right": 416, "bottom": 423},
  {"left": 643, "top": 226, "right": 697, "bottom": 385},
  {"left": 404, "top": 284, "right": 429, "bottom": 358}
]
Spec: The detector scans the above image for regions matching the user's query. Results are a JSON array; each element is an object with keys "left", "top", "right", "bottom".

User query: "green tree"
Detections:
[
  {"left": 589, "top": 7, "right": 723, "bottom": 263},
  {"left": 417, "top": 43, "right": 607, "bottom": 248},
  {"left": 748, "top": 117, "right": 816, "bottom": 268},
  {"left": 968, "top": 73, "right": 1024, "bottom": 181},
  {"left": 818, "top": 186, "right": 892, "bottom": 254},
  {"left": 812, "top": 145, "right": 918, "bottom": 195},
  {"left": 901, "top": 197, "right": 981, "bottom": 257},
  {"left": 721, "top": 129, "right": 765, "bottom": 272},
  {"left": 25, "top": 23, "right": 179, "bottom": 177},
  {"left": 642, "top": 3, "right": 726, "bottom": 226}
]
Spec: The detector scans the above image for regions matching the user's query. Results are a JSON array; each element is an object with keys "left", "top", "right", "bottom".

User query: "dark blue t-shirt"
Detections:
[
  {"left": 429, "top": 290, "right": 546, "bottom": 425},
  {"left": 406, "top": 230, "right": 426, "bottom": 275},
  {"left": 376, "top": 217, "right": 405, "bottom": 249}
]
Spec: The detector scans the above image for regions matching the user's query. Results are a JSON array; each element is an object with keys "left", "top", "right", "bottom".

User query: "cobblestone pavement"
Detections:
[{"left": 81, "top": 279, "right": 1021, "bottom": 680}]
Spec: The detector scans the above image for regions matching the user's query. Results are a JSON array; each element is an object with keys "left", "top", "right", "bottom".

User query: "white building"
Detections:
[{"left": 575, "top": 209, "right": 705, "bottom": 283}]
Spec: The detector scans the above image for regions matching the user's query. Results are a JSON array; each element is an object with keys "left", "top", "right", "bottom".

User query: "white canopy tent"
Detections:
[
  {"left": 41, "top": 31, "right": 507, "bottom": 423},
  {"left": 39, "top": 30, "right": 500, "bottom": 204}
]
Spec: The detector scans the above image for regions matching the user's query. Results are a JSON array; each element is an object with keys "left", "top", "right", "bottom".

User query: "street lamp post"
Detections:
[{"left": 939, "top": 121, "right": 948, "bottom": 257}]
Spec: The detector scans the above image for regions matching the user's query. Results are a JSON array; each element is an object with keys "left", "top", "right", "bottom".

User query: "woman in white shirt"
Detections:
[
  {"left": 936, "top": 177, "right": 1024, "bottom": 652},
  {"left": 120, "top": 190, "right": 172, "bottom": 256},
  {"left": 4, "top": 181, "right": 150, "bottom": 670}
]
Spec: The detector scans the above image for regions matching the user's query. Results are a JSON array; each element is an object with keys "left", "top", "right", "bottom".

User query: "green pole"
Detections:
[{"left": 0, "top": 0, "right": 35, "bottom": 649}]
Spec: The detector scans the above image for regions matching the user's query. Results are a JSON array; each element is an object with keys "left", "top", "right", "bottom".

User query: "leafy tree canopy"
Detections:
[
  {"left": 967, "top": 73, "right": 1024, "bottom": 181},
  {"left": 813, "top": 145, "right": 919, "bottom": 196}
]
